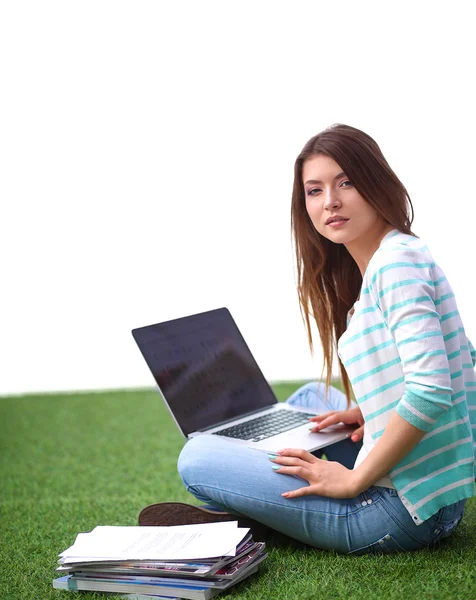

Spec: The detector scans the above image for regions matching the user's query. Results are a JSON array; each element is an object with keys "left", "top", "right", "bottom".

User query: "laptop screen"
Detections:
[{"left": 132, "top": 308, "right": 277, "bottom": 436}]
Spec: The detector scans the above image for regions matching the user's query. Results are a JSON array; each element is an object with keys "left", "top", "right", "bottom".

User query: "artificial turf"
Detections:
[{"left": 1, "top": 385, "right": 475, "bottom": 600}]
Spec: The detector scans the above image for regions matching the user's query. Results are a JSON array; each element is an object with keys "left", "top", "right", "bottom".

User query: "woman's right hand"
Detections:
[{"left": 309, "top": 406, "right": 364, "bottom": 443}]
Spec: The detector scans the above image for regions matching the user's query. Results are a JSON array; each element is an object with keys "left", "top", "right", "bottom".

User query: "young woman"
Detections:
[{"left": 140, "top": 124, "right": 476, "bottom": 554}]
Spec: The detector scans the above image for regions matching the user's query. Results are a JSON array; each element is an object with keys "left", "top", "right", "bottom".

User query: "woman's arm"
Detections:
[
  {"left": 273, "top": 411, "right": 425, "bottom": 499},
  {"left": 274, "top": 246, "right": 452, "bottom": 499},
  {"left": 351, "top": 410, "right": 425, "bottom": 493},
  {"left": 273, "top": 398, "right": 426, "bottom": 499}
]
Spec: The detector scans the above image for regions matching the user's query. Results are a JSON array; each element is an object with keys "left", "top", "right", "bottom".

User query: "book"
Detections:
[
  {"left": 53, "top": 522, "right": 267, "bottom": 600},
  {"left": 53, "top": 576, "right": 178, "bottom": 599},
  {"left": 56, "top": 537, "right": 261, "bottom": 578}
]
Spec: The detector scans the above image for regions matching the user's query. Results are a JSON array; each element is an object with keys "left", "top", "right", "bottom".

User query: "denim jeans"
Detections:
[{"left": 177, "top": 382, "right": 466, "bottom": 554}]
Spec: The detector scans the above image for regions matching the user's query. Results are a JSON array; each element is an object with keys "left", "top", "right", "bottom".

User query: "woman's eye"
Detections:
[
  {"left": 341, "top": 180, "right": 353, "bottom": 187},
  {"left": 307, "top": 188, "right": 321, "bottom": 196}
]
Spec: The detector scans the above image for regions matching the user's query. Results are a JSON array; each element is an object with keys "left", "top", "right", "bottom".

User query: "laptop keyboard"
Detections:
[{"left": 213, "top": 410, "right": 315, "bottom": 442}]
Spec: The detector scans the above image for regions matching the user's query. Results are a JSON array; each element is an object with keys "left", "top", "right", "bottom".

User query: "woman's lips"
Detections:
[{"left": 327, "top": 218, "right": 349, "bottom": 228}]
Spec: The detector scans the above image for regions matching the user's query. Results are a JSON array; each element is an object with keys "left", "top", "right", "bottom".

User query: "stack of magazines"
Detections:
[{"left": 53, "top": 522, "right": 267, "bottom": 600}]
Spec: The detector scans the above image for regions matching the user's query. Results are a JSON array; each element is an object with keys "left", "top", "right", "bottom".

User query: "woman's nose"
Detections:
[{"left": 324, "top": 190, "right": 341, "bottom": 210}]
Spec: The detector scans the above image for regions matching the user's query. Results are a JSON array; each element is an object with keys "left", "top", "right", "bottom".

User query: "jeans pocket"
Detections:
[{"left": 348, "top": 533, "right": 407, "bottom": 556}]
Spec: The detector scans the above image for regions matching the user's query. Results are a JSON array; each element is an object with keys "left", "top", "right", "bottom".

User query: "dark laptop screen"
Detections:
[{"left": 132, "top": 308, "right": 277, "bottom": 436}]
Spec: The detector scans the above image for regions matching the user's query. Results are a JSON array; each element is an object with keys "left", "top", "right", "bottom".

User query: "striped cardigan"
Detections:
[{"left": 338, "top": 229, "right": 476, "bottom": 524}]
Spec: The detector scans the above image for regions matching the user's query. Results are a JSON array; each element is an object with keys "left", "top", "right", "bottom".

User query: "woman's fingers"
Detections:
[
  {"left": 309, "top": 412, "right": 343, "bottom": 432},
  {"left": 309, "top": 407, "right": 364, "bottom": 432},
  {"left": 272, "top": 455, "right": 316, "bottom": 468},
  {"left": 272, "top": 464, "right": 311, "bottom": 481},
  {"left": 351, "top": 424, "right": 364, "bottom": 442},
  {"left": 309, "top": 411, "right": 338, "bottom": 423},
  {"left": 282, "top": 485, "right": 315, "bottom": 499},
  {"left": 276, "top": 448, "right": 318, "bottom": 463}
]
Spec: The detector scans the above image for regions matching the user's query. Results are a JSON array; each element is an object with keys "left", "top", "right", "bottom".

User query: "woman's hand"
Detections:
[
  {"left": 271, "top": 449, "right": 361, "bottom": 499},
  {"left": 309, "top": 406, "right": 364, "bottom": 443},
  {"left": 274, "top": 412, "right": 428, "bottom": 500}
]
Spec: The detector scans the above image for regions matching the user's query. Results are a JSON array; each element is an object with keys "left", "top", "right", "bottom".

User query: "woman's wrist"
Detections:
[
  {"left": 348, "top": 467, "right": 371, "bottom": 497},
  {"left": 349, "top": 464, "right": 377, "bottom": 496}
]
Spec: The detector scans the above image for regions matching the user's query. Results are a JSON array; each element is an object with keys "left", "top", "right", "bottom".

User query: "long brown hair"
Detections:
[{"left": 291, "top": 124, "right": 415, "bottom": 403}]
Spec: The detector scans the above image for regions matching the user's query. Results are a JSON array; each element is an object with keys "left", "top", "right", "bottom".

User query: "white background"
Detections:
[{"left": 1, "top": 1, "right": 475, "bottom": 396}]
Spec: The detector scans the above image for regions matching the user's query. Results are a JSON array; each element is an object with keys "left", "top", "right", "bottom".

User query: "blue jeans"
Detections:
[{"left": 177, "top": 382, "right": 466, "bottom": 554}]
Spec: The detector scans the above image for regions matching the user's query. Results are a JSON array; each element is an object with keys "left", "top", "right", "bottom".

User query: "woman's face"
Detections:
[{"left": 302, "top": 154, "right": 384, "bottom": 246}]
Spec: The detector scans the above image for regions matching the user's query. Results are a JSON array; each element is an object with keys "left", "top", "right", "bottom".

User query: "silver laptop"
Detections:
[{"left": 132, "top": 307, "right": 352, "bottom": 453}]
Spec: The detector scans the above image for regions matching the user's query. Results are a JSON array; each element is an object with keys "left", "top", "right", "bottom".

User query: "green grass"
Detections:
[{"left": 1, "top": 384, "right": 475, "bottom": 600}]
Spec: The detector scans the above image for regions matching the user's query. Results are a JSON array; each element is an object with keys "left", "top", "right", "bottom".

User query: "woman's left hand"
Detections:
[{"left": 272, "top": 448, "right": 360, "bottom": 499}]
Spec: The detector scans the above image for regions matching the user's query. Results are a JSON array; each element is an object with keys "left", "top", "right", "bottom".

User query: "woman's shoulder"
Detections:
[{"left": 366, "top": 230, "right": 436, "bottom": 285}]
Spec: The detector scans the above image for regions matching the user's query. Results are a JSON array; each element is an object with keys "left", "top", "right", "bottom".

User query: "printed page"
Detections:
[{"left": 59, "top": 522, "right": 249, "bottom": 562}]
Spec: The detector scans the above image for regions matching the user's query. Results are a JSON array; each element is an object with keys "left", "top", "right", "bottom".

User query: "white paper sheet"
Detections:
[{"left": 59, "top": 522, "right": 249, "bottom": 562}]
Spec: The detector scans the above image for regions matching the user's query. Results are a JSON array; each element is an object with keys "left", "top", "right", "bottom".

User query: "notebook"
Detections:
[{"left": 131, "top": 308, "right": 352, "bottom": 453}]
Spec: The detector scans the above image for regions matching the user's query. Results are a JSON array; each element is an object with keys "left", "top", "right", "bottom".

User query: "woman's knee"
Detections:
[
  {"left": 285, "top": 381, "right": 321, "bottom": 408},
  {"left": 286, "top": 381, "right": 347, "bottom": 411},
  {"left": 177, "top": 435, "right": 234, "bottom": 487},
  {"left": 177, "top": 436, "right": 206, "bottom": 485}
]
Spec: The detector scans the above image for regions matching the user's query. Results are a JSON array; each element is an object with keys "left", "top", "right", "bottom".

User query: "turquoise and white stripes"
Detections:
[{"left": 338, "top": 229, "right": 476, "bottom": 525}]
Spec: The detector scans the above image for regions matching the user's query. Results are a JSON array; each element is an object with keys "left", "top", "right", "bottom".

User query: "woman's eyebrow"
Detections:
[{"left": 304, "top": 171, "right": 346, "bottom": 185}]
